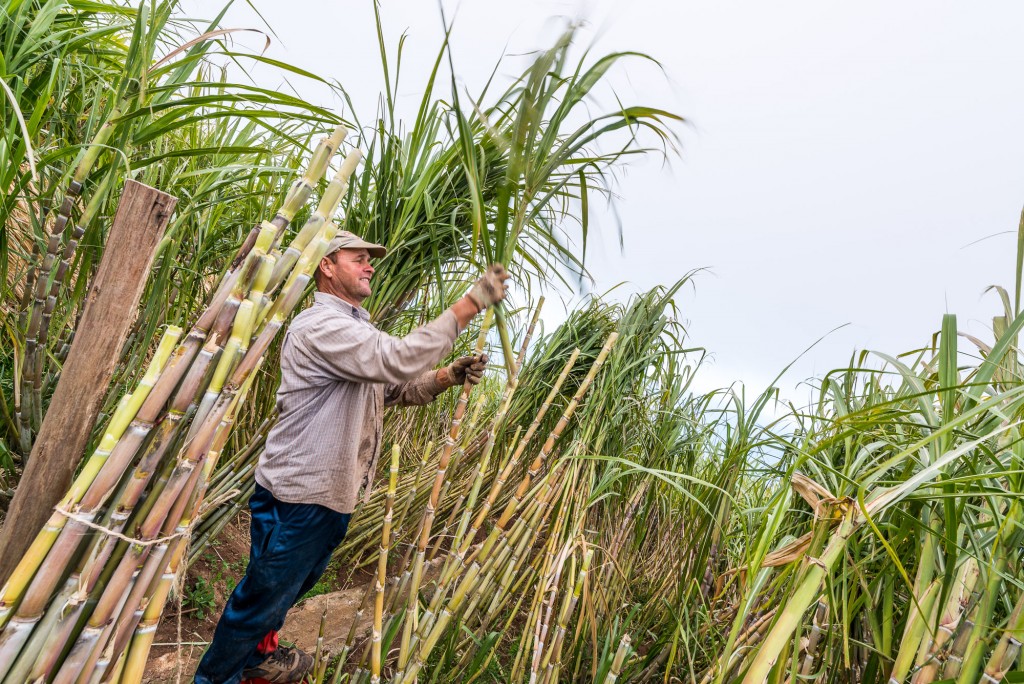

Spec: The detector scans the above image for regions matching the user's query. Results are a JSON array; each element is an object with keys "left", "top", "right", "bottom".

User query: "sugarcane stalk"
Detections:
[
  {"left": 956, "top": 501, "right": 1021, "bottom": 683},
  {"left": 463, "top": 348, "right": 579, "bottom": 559},
  {"left": 533, "top": 489, "right": 580, "bottom": 681},
  {"left": 370, "top": 445, "right": 400, "bottom": 683},
  {"left": 484, "top": 336, "right": 616, "bottom": 564},
  {"left": 981, "top": 588, "right": 1024, "bottom": 683},
  {"left": 0, "top": 327, "right": 179, "bottom": 644},
  {"left": 394, "top": 309, "right": 493, "bottom": 669},
  {"left": 118, "top": 537, "right": 185, "bottom": 683},
  {"left": 493, "top": 305, "right": 517, "bottom": 379},
  {"left": 537, "top": 542, "right": 585, "bottom": 680},
  {"left": 890, "top": 579, "right": 941, "bottom": 683},
  {"left": 399, "top": 348, "right": 591, "bottom": 663},
  {"left": 943, "top": 601, "right": 979, "bottom": 680},
  {"left": 395, "top": 563, "right": 482, "bottom": 684},
  {"left": 30, "top": 175, "right": 116, "bottom": 431},
  {"left": 384, "top": 442, "right": 433, "bottom": 616},
  {"left": 272, "top": 126, "right": 349, "bottom": 233},
  {"left": 740, "top": 505, "right": 858, "bottom": 684},
  {"left": 97, "top": 362, "right": 259, "bottom": 684},
  {"left": 433, "top": 395, "right": 513, "bottom": 584},
  {"left": 50, "top": 446, "right": 209, "bottom": 683},
  {"left": 799, "top": 599, "right": 829, "bottom": 678},
  {"left": 18, "top": 107, "right": 122, "bottom": 451},
  {"left": 22, "top": 401, "right": 195, "bottom": 681},
  {"left": 309, "top": 609, "right": 329, "bottom": 684},
  {"left": 400, "top": 494, "right": 522, "bottom": 679},
  {"left": 0, "top": 133, "right": 354, "bottom": 682},
  {"left": 475, "top": 445, "right": 576, "bottom": 625},
  {"left": 481, "top": 492, "right": 550, "bottom": 619},
  {"left": 511, "top": 465, "right": 579, "bottom": 683},
  {"left": 604, "top": 634, "right": 631, "bottom": 683},
  {"left": 266, "top": 148, "right": 362, "bottom": 295},
  {"left": 912, "top": 558, "right": 980, "bottom": 683}
]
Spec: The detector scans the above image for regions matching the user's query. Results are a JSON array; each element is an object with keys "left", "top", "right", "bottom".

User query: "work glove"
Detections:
[
  {"left": 440, "top": 354, "right": 488, "bottom": 388},
  {"left": 467, "top": 264, "right": 509, "bottom": 310}
]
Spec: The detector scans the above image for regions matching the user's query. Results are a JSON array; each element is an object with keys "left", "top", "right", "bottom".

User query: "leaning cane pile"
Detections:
[{"left": 0, "top": 125, "right": 360, "bottom": 684}]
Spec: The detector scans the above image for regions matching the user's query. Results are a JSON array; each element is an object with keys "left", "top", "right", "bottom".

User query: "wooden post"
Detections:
[{"left": 0, "top": 181, "right": 176, "bottom": 585}]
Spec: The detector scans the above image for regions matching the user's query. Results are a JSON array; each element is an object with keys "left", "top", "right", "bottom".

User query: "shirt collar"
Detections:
[{"left": 313, "top": 291, "right": 371, "bottom": 321}]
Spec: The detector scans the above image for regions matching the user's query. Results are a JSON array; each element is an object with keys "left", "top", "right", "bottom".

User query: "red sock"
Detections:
[
  {"left": 241, "top": 631, "right": 280, "bottom": 683},
  {"left": 256, "top": 630, "right": 279, "bottom": 654}
]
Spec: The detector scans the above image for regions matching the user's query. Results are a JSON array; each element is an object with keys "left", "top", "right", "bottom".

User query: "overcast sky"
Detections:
[{"left": 186, "top": 1, "right": 1024, "bottom": 400}]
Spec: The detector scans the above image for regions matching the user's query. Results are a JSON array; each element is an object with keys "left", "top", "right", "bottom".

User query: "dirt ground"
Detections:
[{"left": 142, "top": 514, "right": 375, "bottom": 684}]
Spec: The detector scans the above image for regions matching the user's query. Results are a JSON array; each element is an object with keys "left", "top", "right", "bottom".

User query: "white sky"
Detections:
[{"left": 185, "top": 1, "right": 1024, "bottom": 400}]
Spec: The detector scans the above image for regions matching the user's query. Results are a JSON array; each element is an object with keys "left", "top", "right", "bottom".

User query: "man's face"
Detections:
[{"left": 318, "top": 248, "right": 375, "bottom": 306}]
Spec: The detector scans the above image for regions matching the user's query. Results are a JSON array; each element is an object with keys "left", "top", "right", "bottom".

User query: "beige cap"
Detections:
[{"left": 326, "top": 230, "right": 387, "bottom": 258}]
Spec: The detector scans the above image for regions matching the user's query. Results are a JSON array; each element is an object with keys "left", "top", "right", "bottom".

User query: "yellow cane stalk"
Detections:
[
  {"left": 0, "top": 327, "right": 179, "bottom": 629},
  {"left": 371, "top": 445, "right": 401, "bottom": 683},
  {"left": 0, "top": 134, "right": 357, "bottom": 681}
]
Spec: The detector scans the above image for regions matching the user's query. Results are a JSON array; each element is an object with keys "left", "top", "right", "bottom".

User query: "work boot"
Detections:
[{"left": 240, "top": 645, "right": 313, "bottom": 683}]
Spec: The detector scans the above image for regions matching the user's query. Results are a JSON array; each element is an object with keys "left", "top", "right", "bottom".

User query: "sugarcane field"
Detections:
[{"left": 1, "top": 0, "right": 1023, "bottom": 682}]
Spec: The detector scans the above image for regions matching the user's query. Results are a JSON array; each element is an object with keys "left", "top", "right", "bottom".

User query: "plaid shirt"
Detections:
[{"left": 256, "top": 291, "right": 459, "bottom": 513}]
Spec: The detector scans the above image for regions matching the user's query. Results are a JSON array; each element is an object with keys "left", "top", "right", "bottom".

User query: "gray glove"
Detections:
[
  {"left": 441, "top": 354, "right": 488, "bottom": 388},
  {"left": 467, "top": 264, "right": 509, "bottom": 309}
]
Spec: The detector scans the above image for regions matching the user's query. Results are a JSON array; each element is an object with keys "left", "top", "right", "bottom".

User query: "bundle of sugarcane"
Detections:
[{"left": 0, "top": 124, "right": 360, "bottom": 684}]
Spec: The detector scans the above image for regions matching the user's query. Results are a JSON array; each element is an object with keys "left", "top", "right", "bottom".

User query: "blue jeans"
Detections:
[{"left": 193, "top": 483, "right": 351, "bottom": 684}]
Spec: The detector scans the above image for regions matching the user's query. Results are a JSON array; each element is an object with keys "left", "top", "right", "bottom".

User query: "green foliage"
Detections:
[
  {"left": 0, "top": 0, "right": 347, "bottom": 469},
  {"left": 183, "top": 576, "right": 216, "bottom": 620}
]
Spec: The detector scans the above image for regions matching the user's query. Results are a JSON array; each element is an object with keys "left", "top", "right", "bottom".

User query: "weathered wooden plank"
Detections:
[{"left": 0, "top": 180, "right": 177, "bottom": 584}]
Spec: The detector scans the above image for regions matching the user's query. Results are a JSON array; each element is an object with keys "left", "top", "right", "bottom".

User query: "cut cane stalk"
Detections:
[
  {"left": 371, "top": 445, "right": 401, "bottom": 684},
  {"left": 484, "top": 335, "right": 617, "bottom": 563},
  {"left": 0, "top": 134, "right": 355, "bottom": 680},
  {"left": 266, "top": 148, "right": 363, "bottom": 294},
  {"left": 0, "top": 327, "right": 179, "bottom": 642},
  {"left": 74, "top": 363, "right": 258, "bottom": 684},
  {"left": 462, "top": 348, "right": 579, "bottom": 561}
]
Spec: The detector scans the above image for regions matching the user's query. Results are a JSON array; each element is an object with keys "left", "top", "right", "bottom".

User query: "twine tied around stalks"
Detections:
[
  {"left": 51, "top": 487, "right": 241, "bottom": 684},
  {"left": 52, "top": 487, "right": 241, "bottom": 549},
  {"left": 53, "top": 506, "right": 188, "bottom": 548}
]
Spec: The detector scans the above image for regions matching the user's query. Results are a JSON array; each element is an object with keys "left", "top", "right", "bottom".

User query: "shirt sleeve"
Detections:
[
  {"left": 384, "top": 369, "right": 446, "bottom": 407},
  {"left": 293, "top": 309, "right": 459, "bottom": 385}
]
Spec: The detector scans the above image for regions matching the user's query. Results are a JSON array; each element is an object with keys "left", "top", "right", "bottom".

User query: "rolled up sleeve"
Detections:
[{"left": 385, "top": 370, "right": 447, "bottom": 407}]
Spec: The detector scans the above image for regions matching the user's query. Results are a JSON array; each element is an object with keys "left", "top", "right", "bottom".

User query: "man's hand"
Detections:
[
  {"left": 467, "top": 264, "right": 509, "bottom": 310},
  {"left": 438, "top": 354, "right": 488, "bottom": 389}
]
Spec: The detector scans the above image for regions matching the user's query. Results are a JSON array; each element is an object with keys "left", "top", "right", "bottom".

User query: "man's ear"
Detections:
[
  {"left": 319, "top": 253, "right": 334, "bottom": 277},
  {"left": 314, "top": 253, "right": 333, "bottom": 288}
]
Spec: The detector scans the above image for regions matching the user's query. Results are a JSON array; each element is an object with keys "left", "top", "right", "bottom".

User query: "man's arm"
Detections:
[
  {"left": 296, "top": 265, "right": 508, "bottom": 386},
  {"left": 295, "top": 309, "right": 459, "bottom": 386},
  {"left": 451, "top": 294, "right": 481, "bottom": 329},
  {"left": 384, "top": 354, "right": 488, "bottom": 407}
]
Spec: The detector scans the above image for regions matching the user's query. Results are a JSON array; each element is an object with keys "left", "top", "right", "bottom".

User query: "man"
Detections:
[{"left": 194, "top": 230, "right": 508, "bottom": 684}]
